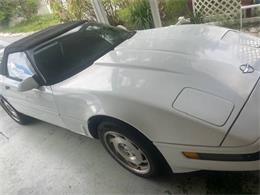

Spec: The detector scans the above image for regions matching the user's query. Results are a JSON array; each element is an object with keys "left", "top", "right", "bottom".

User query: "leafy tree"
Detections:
[
  {"left": 0, "top": 0, "right": 39, "bottom": 25},
  {"left": 16, "top": 0, "right": 39, "bottom": 20},
  {"left": 0, "top": 0, "right": 17, "bottom": 25},
  {"left": 49, "top": 0, "right": 96, "bottom": 22}
]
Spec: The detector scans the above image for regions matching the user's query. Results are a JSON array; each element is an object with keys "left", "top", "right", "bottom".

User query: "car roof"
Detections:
[
  {"left": 0, "top": 21, "right": 86, "bottom": 75},
  {"left": 4, "top": 21, "right": 86, "bottom": 54}
]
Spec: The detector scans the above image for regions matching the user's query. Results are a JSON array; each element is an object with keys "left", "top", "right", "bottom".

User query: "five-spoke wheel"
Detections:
[{"left": 98, "top": 120, "right": 170, "bottom": 178}]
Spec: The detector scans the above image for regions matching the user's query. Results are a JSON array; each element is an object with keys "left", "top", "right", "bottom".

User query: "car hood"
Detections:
[
  {"left": 93, "top": 24, "right": 260, "bottom": 126},
  {"left": 96, "top": 24, "right": 260, "bottom": 97},
  {"left": 115, "top": 24, "right": 260, "bottom": 72}
]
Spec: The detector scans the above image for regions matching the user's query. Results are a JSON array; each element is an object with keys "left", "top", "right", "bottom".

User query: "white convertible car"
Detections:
[{"left": 0, "top": 21, "right": 259, "bottom": 177}]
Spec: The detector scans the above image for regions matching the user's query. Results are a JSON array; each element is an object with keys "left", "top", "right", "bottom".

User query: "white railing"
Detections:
[
  {"left": 192, "top": 0, "right": 241, "bottom": 21},
  {"left": 240, "top": 3, "right": 260, "bottom": 29}
]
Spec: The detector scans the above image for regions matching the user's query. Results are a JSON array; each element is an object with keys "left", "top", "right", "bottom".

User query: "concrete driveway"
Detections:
[
  {"left": 0, "top": 34, "right": 30, "bottom": 43},
  {"left": 0, "top": 107, "right": 259, "bottom": 195}
]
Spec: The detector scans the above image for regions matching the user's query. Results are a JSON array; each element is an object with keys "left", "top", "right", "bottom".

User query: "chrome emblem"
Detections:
[{"left": 240, "top": 64, "right": 254, "bottom": 73}]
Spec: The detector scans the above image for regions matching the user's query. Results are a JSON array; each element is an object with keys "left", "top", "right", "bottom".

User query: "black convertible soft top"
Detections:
[
  {"left": 0, "top": 21, "right": 85, "bottom": 75},
  {"left": 5, "top": 21, "right": 85, "bottom": 54}
]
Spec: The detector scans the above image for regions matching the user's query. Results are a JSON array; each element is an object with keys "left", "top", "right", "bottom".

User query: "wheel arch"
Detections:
[
  {"left": 87, "top": 114, "right": 172, "bottom": 174},
  {"left": 87, "top": 115, "right": 149, "bottom": 140}
]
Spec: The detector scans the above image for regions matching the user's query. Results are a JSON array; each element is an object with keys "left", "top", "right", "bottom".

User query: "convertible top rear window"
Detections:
[{"left": 32, "top": 23, "right": 135, "bottom": 85}]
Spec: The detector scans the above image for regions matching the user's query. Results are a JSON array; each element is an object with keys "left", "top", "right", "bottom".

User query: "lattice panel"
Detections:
[{"left": 193, "top": 0, "right": 241, "bottom": 21}]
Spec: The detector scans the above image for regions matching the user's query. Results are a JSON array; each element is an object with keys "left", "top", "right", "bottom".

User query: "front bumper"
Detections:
[{"left": 155, "top": 138, "right": 260, "bottom": 173}]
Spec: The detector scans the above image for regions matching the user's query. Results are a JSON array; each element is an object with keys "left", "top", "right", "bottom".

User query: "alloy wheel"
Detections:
[{"left": 104, "top": 131, "right": 151, "bottom": 174}]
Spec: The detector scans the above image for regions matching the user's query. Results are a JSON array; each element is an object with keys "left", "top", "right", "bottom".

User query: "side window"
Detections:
[{"left": 7, "top": 52, "right": 34, "bottom": 81}]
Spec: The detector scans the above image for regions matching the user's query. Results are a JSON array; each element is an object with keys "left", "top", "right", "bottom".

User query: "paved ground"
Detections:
[
  {"left": 0, "top": 32, "right": 259, "bottom": 195},
  {"left": 0, "top": 34, "right": 29, "bottom": 43},
  {"left": 0, "top": 108, "right": 259, "bottom": 195}
]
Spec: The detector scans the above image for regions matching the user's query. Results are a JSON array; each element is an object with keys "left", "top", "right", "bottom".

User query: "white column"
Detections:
[
  {"left": 91, "top": 0, "right": 109, "bottom": 24},
  {"left": 192, "top": 0, "right": 196, "bottom": 15},
  {"left": 240, "top": 8, "right": 243, "bottom": 30},
  {"left": 148, "top": 0, "right": 162, "bottom": 28}
]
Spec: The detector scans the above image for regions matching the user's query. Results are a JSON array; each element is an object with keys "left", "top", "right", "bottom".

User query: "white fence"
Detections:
[{"left": 192, "top": 0, "right": 241, "bottom": 21}]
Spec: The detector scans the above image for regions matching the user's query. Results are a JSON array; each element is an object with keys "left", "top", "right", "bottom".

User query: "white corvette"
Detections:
[{"left": 0, "top": 22, "right": 259, "bottom": 177}]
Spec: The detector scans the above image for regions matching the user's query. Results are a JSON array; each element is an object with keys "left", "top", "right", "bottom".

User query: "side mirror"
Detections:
[{"left": 18, "top": 76, "right": 39, "bottom": 92}]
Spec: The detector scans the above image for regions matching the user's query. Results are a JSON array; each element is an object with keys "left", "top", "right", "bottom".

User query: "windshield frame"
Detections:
[{"left": 28, "top": 23, "right": 136, "bottom": 86}]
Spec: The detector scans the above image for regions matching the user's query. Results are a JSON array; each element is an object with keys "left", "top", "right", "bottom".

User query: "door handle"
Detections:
[{"left": 5, "top": 86, "right": 10, "bottom": 90}]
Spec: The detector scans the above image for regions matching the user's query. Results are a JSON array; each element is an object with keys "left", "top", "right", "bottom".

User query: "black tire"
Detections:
[
  {"left": 0, "top": 97, "right": 33, "bottom": 125},
  {"left": 98, "top": 119, "right": 171, "bottom": 178}
]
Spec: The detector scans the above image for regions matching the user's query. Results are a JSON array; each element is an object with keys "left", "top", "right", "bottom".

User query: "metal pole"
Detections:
[
  {"left": 91, "top": 0, "right": 109, "bottom": 24},
  {"left": 148, "top": 0, "right": 162, "bottom": 28}
]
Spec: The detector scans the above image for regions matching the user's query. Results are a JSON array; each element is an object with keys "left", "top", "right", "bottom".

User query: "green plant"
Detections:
[
  {"left": 0, "top": 0, "right": 17, "bottom": 25},
  {"left": 102, "top": 0, "right": 130, "bottom": 26},
  {"left": 189, "top": 11, "right": 204, "bottom": 24},
  {"left": 0, "top": 0, "right": 39, "bottom": 26},
  {"left": 48, "top": 0, "right": 67, "bottom": 22},
  {"left": 1, "top": 15, "right": 59, "bottom": 33},
  {"left": 159, "top": 0, "right": 190, "bottom": 25},
  {"left": 118, "top": 0, "right": 153, "bottom": 30},
  {"left": 16, "top": 0, "right": 39, "bottom": 20},
  {"left": 49, "top": 0, "right": 96, "bottom": 22}
]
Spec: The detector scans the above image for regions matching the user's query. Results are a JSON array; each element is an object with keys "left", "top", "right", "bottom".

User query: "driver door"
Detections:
[{"left": 2, "top": 52, "right": 64, "bottom": 127}]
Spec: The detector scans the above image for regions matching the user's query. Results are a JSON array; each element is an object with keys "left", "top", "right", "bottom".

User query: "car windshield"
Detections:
[{"left": 33, "top": 23, "right": 135, "bottom": 85}]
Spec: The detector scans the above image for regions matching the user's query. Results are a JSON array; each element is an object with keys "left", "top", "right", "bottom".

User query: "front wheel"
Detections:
[
  {"left": 98, "top": 120, "right": 170, "bottom": 178},
  {"left": 0, "top": 97, "right": 33, "bottom": 125}
]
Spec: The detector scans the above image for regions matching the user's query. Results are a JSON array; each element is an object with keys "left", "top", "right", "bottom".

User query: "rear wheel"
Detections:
[
  {"left": 0, "top": 97, "right": 32, "bottom": 125},
  {"left": 98, "top": 120, "right": 170, "bottom": 178}
]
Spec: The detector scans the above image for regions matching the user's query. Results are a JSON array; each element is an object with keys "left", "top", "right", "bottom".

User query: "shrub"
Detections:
[
  {"left": 0, "top": 0, "right": 39, "bottom": 25},
  {"left": 49, "top": 0, "right": 96, "bottom": 22},
  {"left": 16, "top": 0, "right": 39, "bottom": 20},
  {"left": 118, "top": 0, "right": 153, "bottom": 30},
  {"left": 189, "top": 11, "right": 204, "bottom": 24},
  {"left": 2, "top": 15, "right": 59, "bottom": 33},
  {"left": 102, "top": 0, "right": 130, "bottom": 26},
  {"left": 159, "top": 0, "right": 190, "bottom": 26},
  {"left": 0, "top": 0, "right": 17, "bottom": 25}
]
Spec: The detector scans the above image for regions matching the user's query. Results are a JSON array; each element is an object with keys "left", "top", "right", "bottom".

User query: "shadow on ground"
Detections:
[{"left": 157, "top": 171, "right": 260, "bottom": 194}]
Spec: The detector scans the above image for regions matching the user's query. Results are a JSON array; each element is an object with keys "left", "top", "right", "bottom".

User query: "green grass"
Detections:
[{"left": 1, "top": 15, "right": 60, "bottom": 33}]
